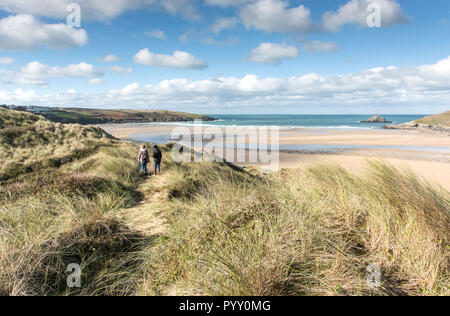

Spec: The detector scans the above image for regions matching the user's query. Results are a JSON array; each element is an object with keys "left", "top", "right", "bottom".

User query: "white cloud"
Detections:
[
  {"left": 240, "top": 0, "right": 314, "bottom": 33},
  {"left": 0, "top": 14, "right": 88, "bottom": 51},
  {"left": 322, "top": 0, "right": 407, "bottom": 32},
  {"left": 418, "top": 57, "right": 450, "bottom": 79},
  {"left": 1, "top": 61, "right": 104, "bottom": 86},
  {"left": 213, "top": 0, "right": 406, "bottom": 34},
  {"left": 0, "top": 88, "right": 39, "bottom": 102},
  {"left": 54, "top": 62, "right": 104, "bottom": 78},
  {"left": 301, "top": 40, "right": 339, "bottom": 53},
  {"left": 0, "top": 57, "right": 15, "bottom": 64},
  {"left": 249, "top": 43, "right": 299, "bottom": 64},
  {"left": 88, "top": 78, "right": 104, "bottom": 85},
  {"left": 101, "top": 54, "right": 120, "bottom": 62},
  {"left": 0, "top": 0, "right": 201, "bottom": 22},
  {"left": 133, "top": 48, "right": 208, "bottom": 69},
  {"left": 209, "top": 17, "right": 239, "bottom": 34},
  {"left": 145, "top": 29, "right": 167, "bottom": 41},
  {"left": 4, "top": 56, "right": 450, "bottom": 114},
  {"left": 110, "top": 66, "right": 133, "bottom": 75},
  {"left": 119, "top": 83, "right": 140, "bottom": 95}
]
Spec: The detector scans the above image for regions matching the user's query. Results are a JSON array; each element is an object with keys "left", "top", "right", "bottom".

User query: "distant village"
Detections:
[{"left": 0, "top": 104, "right": 52, "bottom": 114}]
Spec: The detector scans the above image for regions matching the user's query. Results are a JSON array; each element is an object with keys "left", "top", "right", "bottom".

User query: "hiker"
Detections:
[
  {"left": 152, "top": 145, "right": 163, "bottom": 175},
  {"left": 138, "top": 144, "right": 150, "bottom": 175}
]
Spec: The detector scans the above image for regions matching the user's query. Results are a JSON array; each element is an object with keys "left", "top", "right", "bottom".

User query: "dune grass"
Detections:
[
  {"left": 0, "top": 141, "right": 149, "bottom": 295},
  {"left": 1, "top": 109, "right": 448, "bottom": 296},
  {"left": 141, "top": 161, "right": 449, "bottom": 296},
  {"left": 0, "top": 108, "right": 116, "bottom": 181},
  {"left": 1, "top": 147, "right": 449, "bottom": 296},
  {"left": 416, "top": 111, "right": 450, "bottom": 127}
]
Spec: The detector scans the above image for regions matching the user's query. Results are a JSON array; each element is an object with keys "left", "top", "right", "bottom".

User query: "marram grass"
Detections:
[{"left": 0, "top": 109, "right": 448, "bottom": 296}]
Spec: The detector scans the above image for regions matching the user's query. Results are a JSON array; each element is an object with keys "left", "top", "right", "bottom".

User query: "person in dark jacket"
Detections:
[
  {"left": 152, "top": 145, "right": 163, "bottom": 175},
  {"left": 138, "top": 144, "right": 150, "bottom": 175}
]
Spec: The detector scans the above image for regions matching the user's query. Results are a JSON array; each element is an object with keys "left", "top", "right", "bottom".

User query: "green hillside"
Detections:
[
  {"left": 416, "top": 111, "right": 450, "bottom": 127},
  {"left": 27, "top": 107, "right": 215, "bottom": 125},
  {"left": 0, "top": 108, "right": 115, "bottom": 181}
]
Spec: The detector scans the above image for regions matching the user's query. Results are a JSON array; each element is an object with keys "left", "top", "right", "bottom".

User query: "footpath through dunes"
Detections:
[
  {"left": 1, "top": 108, "right": 448, "bottom": 296},
  {"left": 136, "top": 160, "right": 449, "bottom": 297},
  {"left": 120, "top": 174, "right": 170, "bottom": 238},
  {"left": 0, "top": 137, "right": 165, "bottom": 296}
]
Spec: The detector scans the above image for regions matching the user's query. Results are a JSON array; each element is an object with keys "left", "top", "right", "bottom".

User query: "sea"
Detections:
[
  {"left": 129, "top": 114, "right": 450, "bottom": 156},
  {"left": 189, "top": 114, "right": 425, "bottom": 129}
]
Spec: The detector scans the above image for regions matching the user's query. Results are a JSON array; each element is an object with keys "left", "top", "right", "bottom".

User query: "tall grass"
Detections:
[
  {"left": 143, "top": 161, "right": 449, "bottom": 296},
  {"left": 1, "top": 108, "right": 448, "bottom": 296},
  {"left": 0, "top": 142, "right": 148, "bottom": 296},
  {"left": 0, "top": 108, "right": 115, "bottom": 181}
]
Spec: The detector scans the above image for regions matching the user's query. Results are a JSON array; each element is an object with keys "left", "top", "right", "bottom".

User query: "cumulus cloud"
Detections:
[
  {"left": 322, "top": 0, "right": 407, "bottom": 32},
  {"left": 240, "top": 0, "right": 314, "bottom": 33},
  {"left": 145, "top": 29, "right": 167, "bottom": 41},
  {"left": 219, "top": 0, "right": 406, "bottom": 34},
  {"left": 0, "top": 61, "right": 104, "bottom": 86},
  {"left": 249, "top": 43, "right": 299, "bottom": 64},
  {"left": 209, "top": 17, "right": 239, "bottom": 34},
  {"left": 0, "top": 14, "right": 88, "bottom": 51},
  {"left": 0, "top": 0, "right": 201, "bottom": 22},
  {"left": 101, "top": 54, "right": 120, "bottom": 62},
  {"left": 118, "top": 83, "right": 140, "bottom": 95},
  {"left": 133, "top": 48, "right": 208, "bottom": 69},
  {"left": 4, "top": 56, "right": 449, "bottom": 113},
  {"left": 0, "top": 88, "right": 39, "bottom": 103},
  {"left": 418, "top": 56, "right": 450, "bottom": 79},
  {"left": 301, "top": 40, "right": 339, "bottom": 53}
]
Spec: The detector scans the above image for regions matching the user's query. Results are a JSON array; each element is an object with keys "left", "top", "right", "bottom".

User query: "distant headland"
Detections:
[
  {"left": 0, "top": 105, "right": 215, "bottom": 125},
  {"left": 384, "top": 111, "right": 450, "bottom": 135}
]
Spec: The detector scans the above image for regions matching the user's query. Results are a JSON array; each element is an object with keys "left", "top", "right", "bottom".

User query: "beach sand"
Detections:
[{"left": 100, "top": 124, "right": 450, "bottom": 191}]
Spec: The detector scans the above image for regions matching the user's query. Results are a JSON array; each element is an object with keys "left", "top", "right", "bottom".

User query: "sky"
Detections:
[{"left": 0, "top": 0, "right": 449, "bottom": 114}]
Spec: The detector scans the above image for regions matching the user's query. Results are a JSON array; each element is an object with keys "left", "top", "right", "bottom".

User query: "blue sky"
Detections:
[{"left": 0, "top": 0, "right": 449, "bottom": 114}]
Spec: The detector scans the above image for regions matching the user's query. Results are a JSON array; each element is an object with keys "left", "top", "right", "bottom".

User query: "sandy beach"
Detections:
[{"left": 100, "top": 123, "right": 450, "bottom": 191}]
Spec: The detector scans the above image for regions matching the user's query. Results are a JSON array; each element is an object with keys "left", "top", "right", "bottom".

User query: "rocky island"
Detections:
[{"left": 361, "top": 115, "right": 392, "bottom": 123}]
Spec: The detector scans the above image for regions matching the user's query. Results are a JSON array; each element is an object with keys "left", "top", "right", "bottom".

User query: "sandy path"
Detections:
[{"left": 120, "top": 174, "right": 169, "bottom": 237}]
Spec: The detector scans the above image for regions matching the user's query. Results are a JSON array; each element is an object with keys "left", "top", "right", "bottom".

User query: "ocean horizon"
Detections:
[
  {"left": 140, "top": 114, "right": 425, "bottom": 130},
  {"left": 127, "top": 114, "right": 450, "bottom": 155},
  {"left": 207, "top": 114, "right": 424, "bottom": 129}
]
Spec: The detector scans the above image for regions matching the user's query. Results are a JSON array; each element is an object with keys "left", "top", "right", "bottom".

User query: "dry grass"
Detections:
[
  {"left": 0, "top": 141, "right": 150, "bottom": 295},
  {"left": 1, "top": 108, "right": 448, "bottom": 296},
  {"left": 0, "top": 108, "right": 116, "bottom": 181},
  {"left": 142, "top": 161, "right": 449, "bottom": 296},
  {"left": 416, "top": 111, "right": 450, "bottom": 127}
]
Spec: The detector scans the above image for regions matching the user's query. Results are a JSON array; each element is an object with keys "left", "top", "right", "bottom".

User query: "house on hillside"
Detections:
[{"left": 26, "top": 106, "right": 51, "bottom": 114}]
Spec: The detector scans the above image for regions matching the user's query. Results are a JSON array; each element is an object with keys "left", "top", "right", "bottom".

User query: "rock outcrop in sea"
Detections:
[{"left": 361, "top": 115, "right": 392, "bottom": 123}]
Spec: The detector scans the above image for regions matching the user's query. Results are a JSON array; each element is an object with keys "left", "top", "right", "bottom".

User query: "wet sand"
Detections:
[{"left": 100, "top": 123, "right": 450, "bottom": 191}]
